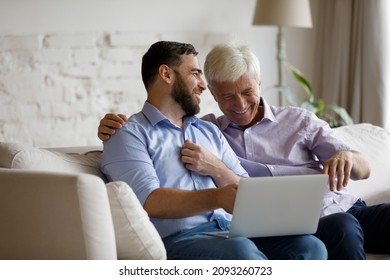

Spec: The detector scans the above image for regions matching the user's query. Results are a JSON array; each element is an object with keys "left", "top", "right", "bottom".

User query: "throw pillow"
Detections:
[{"left": 105, "top": 181, "right": 166, "bottom": 260}]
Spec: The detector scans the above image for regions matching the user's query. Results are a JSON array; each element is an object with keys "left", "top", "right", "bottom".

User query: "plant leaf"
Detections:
[
  {"left": 264, "top": 60, "right": 353, "bottom": 128},
  {"left": 300, "top": 101, "right": 318, "bottom": 113},
  {"left": 275, "top": 85, "right": 302, "bottom": 106},
  {"left": 283, "top": 62, "right": 313, "bottom": 102},
  {"left": 328, "top": 104, "right": 354, "bottom": 125}
]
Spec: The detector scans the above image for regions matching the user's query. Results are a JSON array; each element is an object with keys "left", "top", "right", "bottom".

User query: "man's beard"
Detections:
[{"left": 171, "top": 72, "right": 200, "bottom": 116}]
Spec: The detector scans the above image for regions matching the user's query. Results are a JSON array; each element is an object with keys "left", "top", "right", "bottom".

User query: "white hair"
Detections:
[{"left": 204, "top": 42, "right": 261, "bottom": 86}]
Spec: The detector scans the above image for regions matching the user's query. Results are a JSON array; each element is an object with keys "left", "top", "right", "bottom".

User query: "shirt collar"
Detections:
[
  {"left": 218, "top": 98, "right": 278, "bottom": 131},
  {"left": 142, "top": 101, "right": 199, "bottom": 128},
  {"left": 261, "top": 98, "right": 278, "bottom": 123}
]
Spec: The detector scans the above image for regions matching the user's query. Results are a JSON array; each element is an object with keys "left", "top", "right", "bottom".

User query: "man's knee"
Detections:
[
  {"left": 317, "top": 212, "right": 365, "bottom": 259},
  {"left": 323, "top": 212, "right": 363, "bottom": 239},
  {"left": 291, "top": 235, "right": 328, "bottom": 260},
  {"left": 224, "top": 237, "right": 268, "bottom": 260},
  {"left": 307, "top": 236, "right": 328, "bottom": 260}
]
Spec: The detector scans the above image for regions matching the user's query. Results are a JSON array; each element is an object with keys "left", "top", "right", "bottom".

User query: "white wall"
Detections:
[{"left": 0, "top": 0, "right": 316, "bottom": 147}]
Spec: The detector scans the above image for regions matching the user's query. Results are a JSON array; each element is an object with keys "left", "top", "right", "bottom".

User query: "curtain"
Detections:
[{"left": 313, "top": 0, "right": 390, "bottom": 129}]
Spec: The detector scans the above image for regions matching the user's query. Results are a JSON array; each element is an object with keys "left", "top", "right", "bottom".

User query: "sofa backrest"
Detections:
[
  {"left": 333, "top": 123, "right": 390, "bottom": 205},
  {"left": 0, "top": 142, "right": 106, "bottom": 182}
]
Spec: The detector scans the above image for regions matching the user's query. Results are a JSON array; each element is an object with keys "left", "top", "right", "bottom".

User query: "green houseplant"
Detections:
[{"left": 276, "top": 62, "right": 353, "bottom": 128}]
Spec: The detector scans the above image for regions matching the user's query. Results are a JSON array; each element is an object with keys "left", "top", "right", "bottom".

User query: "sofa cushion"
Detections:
[
  {"left": 0, "top": 142, "right": 106, "bottom": 182},
  {"left": 105, "top": 181, "right": 166, "bottom": 260},
  {"left": 333, "top": 123, "right": 390, "bottom": 205}
]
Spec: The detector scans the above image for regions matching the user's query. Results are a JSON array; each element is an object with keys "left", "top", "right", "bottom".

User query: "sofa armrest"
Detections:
[{"left": 0, "top": 168, "right": 117, "bottom": 260}]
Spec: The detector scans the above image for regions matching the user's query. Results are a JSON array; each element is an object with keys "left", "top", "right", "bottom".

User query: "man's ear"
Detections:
[
  {"left": 159, "top": 64, "right": 174, "bottom": 84},
  {"left": 208, "top": 85, "right": 218, "bottom": 102}
]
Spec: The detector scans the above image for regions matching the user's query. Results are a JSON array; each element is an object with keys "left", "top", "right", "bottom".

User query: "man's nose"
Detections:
[
  {"left": 199, "top": 78, "right": 207, "bottom": 92},
  {"left": 234, "top": 95, "right": 246, "bottom": 109}
]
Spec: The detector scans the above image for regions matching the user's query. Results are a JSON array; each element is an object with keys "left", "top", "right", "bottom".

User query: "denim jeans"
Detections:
[
  {"left": 347, "top": 199, "right": 390, "bottom": 254},
  {"left": 314, "top": 212, "right": 365, "bottom": 259},
  {"left": 163, "top": 219, "right": 327, "bottom": 260}
]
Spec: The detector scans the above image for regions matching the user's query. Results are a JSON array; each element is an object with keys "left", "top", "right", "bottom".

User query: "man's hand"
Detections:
[
  {"left": 323, "top": 150, "right": 370, "bottom": 191},
  {"left": 181, "top": 140, "right": 221, "bottom": 176},
  {"left": 323, "top": 151, "right": 353, "bottom": 191},
  {"left": 180, "top": 140, "right": 241, "bottom": 187},
  {"left": 97, "top": 113, "right": 128, "bottom": 141}
]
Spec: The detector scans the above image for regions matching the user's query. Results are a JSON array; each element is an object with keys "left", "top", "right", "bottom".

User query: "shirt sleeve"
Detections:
[
  {"left": 305, "top": 113, "right": 351, "bottom": 164},
  {"left": 266, "top": 165, "right": 322, "bottom": 176},
  {"left": 100, "top": 125, "right": 160, "bottom": 206},
  {"left": 238, "top": 157, "right": 272, "bottom": 177}
]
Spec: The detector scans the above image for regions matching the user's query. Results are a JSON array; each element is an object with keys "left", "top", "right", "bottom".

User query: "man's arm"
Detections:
[
  {"left": 323, "top": 150, "right": 371, "bottom": 191},
  {"left": 98, "top": 113, "right": 128, "bottom": 141},
  {"left": 306, "top": 114, "right": 371, "bottom": 191},
  {"left": 181, "top": 140, "right": 242, "bottom": 186},
  {"left": 144, "top": 184, "right": 237, "bottom": 218}
]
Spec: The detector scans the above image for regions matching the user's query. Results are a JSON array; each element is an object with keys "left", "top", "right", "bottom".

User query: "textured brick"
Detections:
[
  {"left": 99, "top": 62, "right": 137, "bottom": 79},
  {"left": 1, "top": 72, "right": 46, "bottom": 101},
  {"left": 0, "top": 35, "right": 42, "bottom": 51},
  {"left": 94, "top": 78, "right": 138, "bottom": 93},
  {"left": 101, "top": 48, "right": 137, "bottom": 63},
  {"left": 37, "top": 102, "right": 52, "bottom": 118},
  {"left": 37, "top": 86, "right": 65, "bottom": 102},
  {"left": 43, "top": 33, "right": 98, "bottom": 49},
  {"left": 0, "top": 51, "right": 36, "bottom": 73},
  {"left": 60, "top": 64, "right": 99, "bottom": 79},
  {"left": 108, "top": 32, "right": 160, "bottom": 47},
  {"left": 50, "top": 103, "right": 71, "bottom": 119},
  {"left": 72, "top": 49, "right": 99, "bottom": 65},
  {"left": 0, "top": 94, "right": 13, "bottom": 121},
  {"left": 35, "top": 49, "right": 72, "bottom": 64},
  {"left": 1, "top": 103, "right": 38, "bottom": 122}
]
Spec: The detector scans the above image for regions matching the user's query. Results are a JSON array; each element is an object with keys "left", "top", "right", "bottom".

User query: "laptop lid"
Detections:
[{"left": 228, "top": 174, "right": 328, "bottom": 238}]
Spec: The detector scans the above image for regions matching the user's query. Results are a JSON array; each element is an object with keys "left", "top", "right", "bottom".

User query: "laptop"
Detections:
[{"left": 206, "top": 174, "right": 328, "bottom": 238}]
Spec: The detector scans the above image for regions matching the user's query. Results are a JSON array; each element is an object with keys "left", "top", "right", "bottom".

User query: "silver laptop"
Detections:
[{"left": 207, "top": 174, "right": 328, "bottom": 238}]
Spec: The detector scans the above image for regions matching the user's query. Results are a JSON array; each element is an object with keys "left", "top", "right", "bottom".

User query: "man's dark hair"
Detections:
[{"left": 141, "top": 41, "right": 198, "bottom": 90}]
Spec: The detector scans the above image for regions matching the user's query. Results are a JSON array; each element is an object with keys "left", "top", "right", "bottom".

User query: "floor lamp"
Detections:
[{"left": 252, "top": 0, "right": 312, "bottom": 106}]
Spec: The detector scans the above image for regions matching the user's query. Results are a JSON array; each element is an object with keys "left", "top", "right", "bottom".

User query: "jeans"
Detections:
[
  {"left": 314, "top": 212, "right": 365, "bottom": 259},
  {"left": 163, "top": 219, "right": 327, "bottom": 260},
  {"left": 347, "top": 199, "right": 390, "bottom": 254}
]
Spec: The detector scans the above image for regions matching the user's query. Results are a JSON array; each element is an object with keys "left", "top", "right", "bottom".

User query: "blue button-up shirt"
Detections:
[{"left": 101, "top": 102, "right": 248, "bottom": 238}]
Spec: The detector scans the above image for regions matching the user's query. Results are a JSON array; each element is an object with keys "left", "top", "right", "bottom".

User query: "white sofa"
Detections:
[
  {"left": 0, "top": 123, "right": 389, "bottom": 260},
  {"left": 0, "top": 145, "right": 167, "bottom": 260}
]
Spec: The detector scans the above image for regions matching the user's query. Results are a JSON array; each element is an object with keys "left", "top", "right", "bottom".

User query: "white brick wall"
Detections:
[
  {"left": 0, "top": 35, "right": 42, "bottom": 51},
  {"left": 0, "top": 0, "right": 317, "bottom": 146},
  {"left": 0, "top": 31, "right": 225, "bottom": 147}
]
